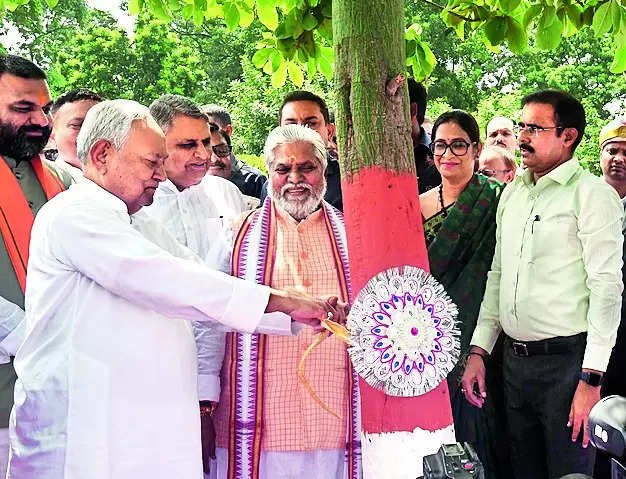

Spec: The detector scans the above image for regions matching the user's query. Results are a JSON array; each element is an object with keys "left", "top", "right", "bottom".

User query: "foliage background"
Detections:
[{"left": 2, "top": 0, "right": 626, "bottom": 174}]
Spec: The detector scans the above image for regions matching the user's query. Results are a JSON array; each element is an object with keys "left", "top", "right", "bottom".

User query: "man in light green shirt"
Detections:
[{"left": 461, "top": 90, "right": 623, "bottom": 479}]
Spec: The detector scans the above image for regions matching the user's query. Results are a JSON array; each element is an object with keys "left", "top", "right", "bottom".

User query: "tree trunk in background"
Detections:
[{"left": 333, "top": 1, "right": 456, "bottom": 477}]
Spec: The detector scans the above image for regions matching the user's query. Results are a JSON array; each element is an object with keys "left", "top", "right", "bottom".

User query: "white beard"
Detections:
[{"left": 268, "top": 180, "right": 327, "bottom": 221}]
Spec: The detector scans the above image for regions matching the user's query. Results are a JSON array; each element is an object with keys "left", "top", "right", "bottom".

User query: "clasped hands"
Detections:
[{"left": 267, "top": 288, "right": 349, "bottom": 332}]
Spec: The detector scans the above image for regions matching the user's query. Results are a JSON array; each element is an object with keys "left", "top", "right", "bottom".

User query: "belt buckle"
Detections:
[{"left": 512, "top": 341, "right": 529, "bottom": 357}]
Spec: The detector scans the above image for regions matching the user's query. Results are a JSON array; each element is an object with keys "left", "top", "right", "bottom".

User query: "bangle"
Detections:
[{"left": 468, "top": 351, "right": 486, "bottom": 360}]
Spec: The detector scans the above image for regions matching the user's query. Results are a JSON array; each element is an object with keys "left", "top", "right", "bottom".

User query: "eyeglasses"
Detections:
[
  {"left": 212, "top": 144, "right": 232, "bottom": 158},
  {"left": 478, "top": 168, "right": 512, "bottom": 177},
  {"left": 513, "top": 122, "right": 564, "bottom": 137},
  {"left": 430, "top": 140, "right": 475, "bottom": 157}
]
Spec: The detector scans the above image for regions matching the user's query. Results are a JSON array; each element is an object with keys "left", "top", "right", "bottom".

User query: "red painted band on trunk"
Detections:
[{"left": 342, "top": 166, "right": 453, "bottom": 434}]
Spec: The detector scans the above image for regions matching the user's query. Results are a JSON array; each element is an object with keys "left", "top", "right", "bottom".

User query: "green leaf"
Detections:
[
  {"left": 277, "top": 38, "right": 296, "bottom": 59},
  {"left": 497, "top": 0, "right": 520, "bottom": 14},
  {"left": 302, "top": 12, "right": 318, "bottom": 30},
  {"left": 611, "top": 1, "right": 622, "bottom": 31},
  {"left": 45, "top": 0, "right": 59, "bottom": 7},
  {"left": 317, "top": 55, "right": 333, "bottom": 81},
  {"left": 581, "top": 6, "right": 595, "bottom": 26},
  {"left": 223, "top": 1, "right": 240, "bottom": 29},
  {"left": 129, "top": 0, "right": 144, "bottom": 15},
  {"left": 522, "top": 4, "right": 542, "bottom": 29},
  {"left": 147, "top": 0, "right": 172, "bottom": 20},
  {"left": 271, "top": 61, "right": 288, "bottom": 88},
  {"left": 287, "top": 61, "right": 304, "bottom": 86},
  {"left": 566, "top": 4, "right": 583, "bottom": 29},
  {"left": 610, "top": 45, "right": 626, "bottom": 73},
  {"left": 592, "top": 2, "right": 612, "bottom": 35},
  {"left": 506, "top": 16, "right": 528, "bottom": 53},
  {"left": 536, "top": 7, "right": 563, "bottom": 49},
  {"left": 485, "top": 16, "right": 507, "bottom": 46},
  {"left": 237, "top": 1, "right": 255, "bottom": 27},
  {"left": 284, "top": 9, "right": 304, "bottom": 38},
  {"left": 422, "top": 42, "right": 437, "bottom": 72},
  {"left": 252, "top": 47, "right": 273, "bottom": 68},
  {"left": 257, "top": 0, "right": 279, "bottom": 30}
]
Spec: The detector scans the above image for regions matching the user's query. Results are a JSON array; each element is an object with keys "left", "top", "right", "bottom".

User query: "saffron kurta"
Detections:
[
  {"left": 7, "top": 180, "right": 292, "bottom": 479},
  {"left": 212, "top": 201, "right": 361, "bottom": 479}
]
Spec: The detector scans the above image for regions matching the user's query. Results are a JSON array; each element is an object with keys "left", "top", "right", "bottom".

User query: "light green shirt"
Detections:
[{"left": 471, "top": 158, "right": 624, "bottom": 371}]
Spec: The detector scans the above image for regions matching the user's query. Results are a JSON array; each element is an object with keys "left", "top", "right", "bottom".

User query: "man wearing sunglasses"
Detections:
[
  {"left": 202, "top": 104, "right": 267, "bottom": 200},
  {"left": 463, "top": 90, "right": 623, "bottom": 479}
]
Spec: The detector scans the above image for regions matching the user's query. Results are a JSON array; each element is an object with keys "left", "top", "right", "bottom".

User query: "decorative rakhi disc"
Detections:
[{"left": 347, "top": 266, "right": 460, "bottom": 397}]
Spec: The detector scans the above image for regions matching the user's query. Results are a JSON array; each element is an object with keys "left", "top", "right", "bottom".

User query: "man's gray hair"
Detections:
[
  {"left": 149, "top": 94, "right": 207, "bottom": 133},
  {"left": 263, "top": 125, "right": 327, "bottom": 170},
  {"left": 201, "top": 104, "right": 232, "bottom": 128},
  {"left": 77, "top": 99, "right": 152, "bottom": 165}
]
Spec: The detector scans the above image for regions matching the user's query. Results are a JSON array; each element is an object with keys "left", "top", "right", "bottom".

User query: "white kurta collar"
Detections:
[{"left": 73, "top": 177, "right": 131, "bottom": 218}]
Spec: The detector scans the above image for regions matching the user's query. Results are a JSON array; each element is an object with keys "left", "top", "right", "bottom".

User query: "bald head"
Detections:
[{"left": 486, "top": 116, "right": 517, "bottom": 154}]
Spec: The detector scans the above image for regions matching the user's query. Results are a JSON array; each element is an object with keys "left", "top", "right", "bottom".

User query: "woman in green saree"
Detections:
[{"left": 420, "top": 110, "right": 510, "bottom": 478}]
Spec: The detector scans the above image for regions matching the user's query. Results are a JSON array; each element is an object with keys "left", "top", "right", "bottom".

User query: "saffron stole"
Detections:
[{"left": 228, "top": 198, "right": 361, "bottom": 479}]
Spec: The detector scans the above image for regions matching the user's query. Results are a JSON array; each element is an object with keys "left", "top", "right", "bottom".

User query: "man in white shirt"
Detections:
[
  {"left": 7, "top": 99, "right": 345, "bottom": 479},
  {"left": 45, "top": 89, "right": 103, "bottom": 183},
  {"left": 144, "top": 94, "right": 243, "bottom": 475}
]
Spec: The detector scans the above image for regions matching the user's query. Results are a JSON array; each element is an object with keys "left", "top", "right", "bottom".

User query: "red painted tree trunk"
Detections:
[{"left": 334, "top": 1, "right": 455, "bottom": 477}]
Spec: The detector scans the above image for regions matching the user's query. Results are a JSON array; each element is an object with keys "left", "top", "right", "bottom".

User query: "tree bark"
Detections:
[{"left": 334, "top": 2, "right": 455, "bottom": 477}]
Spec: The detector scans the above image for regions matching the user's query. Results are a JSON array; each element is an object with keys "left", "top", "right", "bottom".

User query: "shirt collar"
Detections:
[{"left": 520, "top": 158, "right": 580, "bottom": 187}]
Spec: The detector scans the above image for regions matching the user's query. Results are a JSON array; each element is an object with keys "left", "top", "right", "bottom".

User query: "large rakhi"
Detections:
[{"left": 347, "top": 265, "right": 460, "bottom": 397}]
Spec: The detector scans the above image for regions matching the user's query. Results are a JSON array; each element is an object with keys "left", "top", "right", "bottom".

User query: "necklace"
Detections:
[{"left": 438, "top": 184, "right": 448, "bottom": 217}]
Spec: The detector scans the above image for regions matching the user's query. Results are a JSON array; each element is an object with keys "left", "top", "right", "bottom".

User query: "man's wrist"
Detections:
[{"left": 579, "top": 370, "right": 603, "bottom": 387}]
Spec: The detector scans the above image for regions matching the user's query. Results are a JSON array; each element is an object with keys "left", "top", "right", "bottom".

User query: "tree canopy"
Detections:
[{"left": 1, "top": 0, "right": 624, "bottom": 173}]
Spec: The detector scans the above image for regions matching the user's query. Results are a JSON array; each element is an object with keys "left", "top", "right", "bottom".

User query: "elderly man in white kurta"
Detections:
[{"left": 7, "top": 100, "right": 345, "bottom": 479}]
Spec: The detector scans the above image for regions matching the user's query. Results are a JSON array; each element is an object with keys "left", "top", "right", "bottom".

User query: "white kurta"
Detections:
[
  {"left": 141, "top": 179, "right": 238, "bottom": 401},
  {"left": 7, "top": 180, "right": 289, "bottom": 479}
]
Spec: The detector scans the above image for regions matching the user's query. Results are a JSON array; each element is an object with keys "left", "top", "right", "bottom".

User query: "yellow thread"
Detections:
[{"left": 297, "top": 319, "right": 352, "bottom": 420}]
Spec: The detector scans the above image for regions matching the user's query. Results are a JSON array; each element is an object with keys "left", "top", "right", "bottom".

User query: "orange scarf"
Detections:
[{"left": 0, "top": 155, "right": 64, "bottom": 293}]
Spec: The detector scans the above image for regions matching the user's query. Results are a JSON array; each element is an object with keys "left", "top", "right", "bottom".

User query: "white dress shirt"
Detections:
[
  {"left": 8, "top": 179, "right": 290, "bottom": 479},
  {"left": 141, "top": 178, "right": 237, "bottom": 401},
  {"left": 200, "top": 174, "right": 248, "bottom": 220}
]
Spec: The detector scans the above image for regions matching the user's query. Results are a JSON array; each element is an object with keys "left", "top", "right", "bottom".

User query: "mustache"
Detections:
[
  {"left": 281, "top": 182, "right": 313, "bottom": 195},
  {"left": 519, "top": 143, "right": 534, "bottom": 153},
  {"left": 20, "top": 124, "right": 50, "bottom": 135}
]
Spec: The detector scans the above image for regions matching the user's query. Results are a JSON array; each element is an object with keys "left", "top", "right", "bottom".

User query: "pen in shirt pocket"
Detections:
[{"left": 531, "top": 215, "right": 540, "bottom": 233}]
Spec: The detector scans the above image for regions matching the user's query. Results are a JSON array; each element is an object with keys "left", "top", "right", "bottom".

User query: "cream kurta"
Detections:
[{"left": 7, "top": 180, "right": 290, "bottom": 479}]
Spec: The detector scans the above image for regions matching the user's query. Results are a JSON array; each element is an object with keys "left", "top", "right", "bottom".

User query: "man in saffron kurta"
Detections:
[
  {"left": 0, "top": 54, "right": 71, "bottom": 478},
  {"left": 212, "top": 125, "right": 361, "bottom": 479}
]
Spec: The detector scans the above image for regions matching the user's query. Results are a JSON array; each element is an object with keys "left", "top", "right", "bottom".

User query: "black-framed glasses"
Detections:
[
  {"left": 212, "top": 144, "right": 232, "bottom": 158},
  {"left": 430, "top": 140, "right": 475, "bottom": 157},
  {"left": 513, "top": 122, "right": 564, "bottom": 137},
  {"left": 478, "top": 168, "right": 512, "bottom": 177}
]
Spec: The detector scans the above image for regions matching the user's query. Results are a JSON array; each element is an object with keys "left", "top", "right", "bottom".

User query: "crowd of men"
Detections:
[{"left": 1, "top": 51, "right": 625, "bottom": 479}]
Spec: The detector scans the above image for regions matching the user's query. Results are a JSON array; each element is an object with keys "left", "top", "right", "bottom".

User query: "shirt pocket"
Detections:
[{"left": 530, "top": 218, "right": 578, "bottom": 261}]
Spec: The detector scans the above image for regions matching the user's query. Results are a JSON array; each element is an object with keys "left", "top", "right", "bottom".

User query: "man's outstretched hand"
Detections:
[{"left": 267, "top": 289, "right": 349, "bottom": 332}]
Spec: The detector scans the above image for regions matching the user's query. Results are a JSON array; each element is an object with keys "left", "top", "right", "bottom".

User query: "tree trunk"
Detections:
[{"left": 333, "top": 2, "right": 455, "bottom": 477}]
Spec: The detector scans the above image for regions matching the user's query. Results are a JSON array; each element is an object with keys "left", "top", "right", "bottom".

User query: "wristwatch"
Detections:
[{"left": 579, "top": 371, "right": 603, "bottom": 387}]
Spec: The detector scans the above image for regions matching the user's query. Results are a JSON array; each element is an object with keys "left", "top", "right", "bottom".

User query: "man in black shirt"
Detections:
[{"left": 408, "top": 79, "right": 441, "bottom": 193}]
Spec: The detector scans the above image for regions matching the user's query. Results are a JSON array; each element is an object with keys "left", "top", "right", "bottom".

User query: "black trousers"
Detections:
[{"left": 502, "top": 334, "right": 595, "bottom": 479}]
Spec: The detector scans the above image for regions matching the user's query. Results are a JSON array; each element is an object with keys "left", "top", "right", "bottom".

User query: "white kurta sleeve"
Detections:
[
  {"left": 0, "top": 296, "right": 25, "bottom": 363},
  {"left": 44, "top": 203, "right": 270, "bottom": 333}
]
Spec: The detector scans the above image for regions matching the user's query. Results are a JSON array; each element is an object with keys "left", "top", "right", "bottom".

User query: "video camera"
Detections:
[
  {"left": 419, "top": 442, "right": 484, "bottom": 479},
  {"left": 589, "top": 395, "right": 626, "bottom": 478}
]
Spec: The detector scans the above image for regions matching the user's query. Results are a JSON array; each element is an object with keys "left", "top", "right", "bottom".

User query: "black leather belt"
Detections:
[{"left": 506, "top": 333, "right": 586, "bottom": 357}]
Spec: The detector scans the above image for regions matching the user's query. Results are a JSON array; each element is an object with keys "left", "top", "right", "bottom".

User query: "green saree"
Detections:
[{"left": 424, "top": 173, "right": 510, "bottom": 479}]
